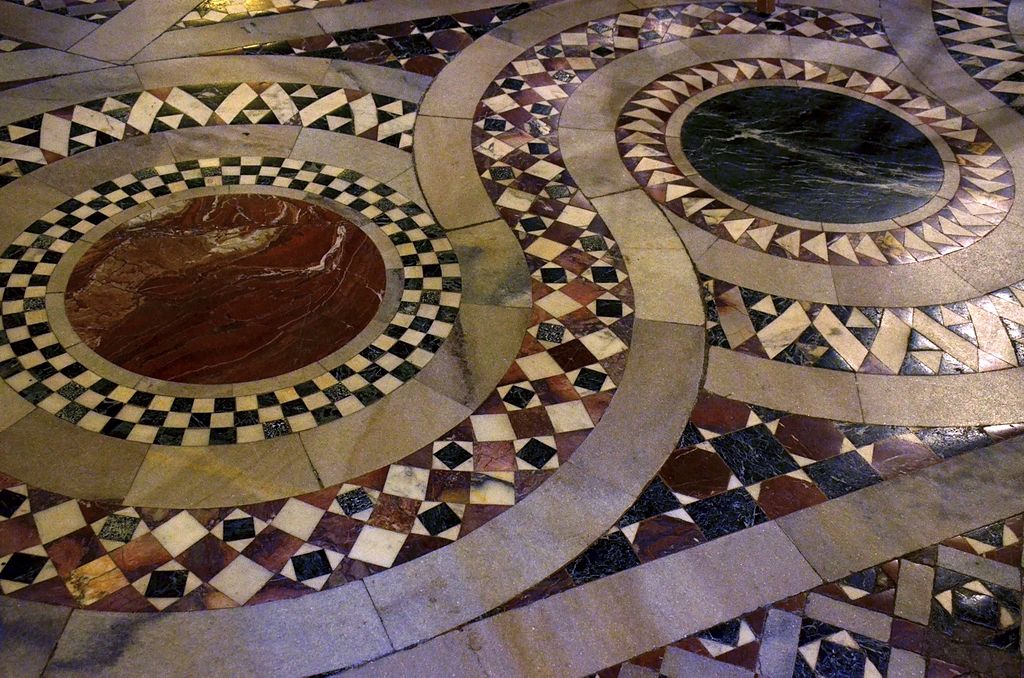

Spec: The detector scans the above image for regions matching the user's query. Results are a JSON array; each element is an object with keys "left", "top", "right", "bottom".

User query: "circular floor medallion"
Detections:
[
  {"left": 0, "top": 157, "right": 461, "bottom": 445},
  {"left": 64, "top": 194, "right": 387, "bottom": 384},
  {"left": 680, "top": 86, "right": 945, "bottom": 223}
]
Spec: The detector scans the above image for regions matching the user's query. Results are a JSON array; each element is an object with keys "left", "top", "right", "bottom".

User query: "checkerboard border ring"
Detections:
[
  {"left": 616, "top": 59, "right": 1014, "bottom": 266},
  {"left": 0, "top": 157, "right": 462, "bottom": 446}
]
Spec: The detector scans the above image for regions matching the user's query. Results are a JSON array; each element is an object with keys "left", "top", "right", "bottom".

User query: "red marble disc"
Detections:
[{"left": 65, "top": 193, "right": 387, "bottom": 384}]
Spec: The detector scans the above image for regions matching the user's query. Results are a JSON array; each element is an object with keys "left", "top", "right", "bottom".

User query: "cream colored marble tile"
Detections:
[
  {"left": 33, "top": 500, "right": 86, "bottom": 545},
  {"left": 348, "top": 525, "right": 407, "bottom": 568},
  {"left": 813, "top": 307, "right": 869, "bottom": 369},
  {"left": 760, "top": 304, "right": 812, "bottom": 359},
  {"left": 209, "top": 555, "right": 275, "bottom": 606},
  {"left": 151, "top": 511, "right": 208, "bottom": 557},
  {"left": 271, "top": 498, "right": 326, "bottom": 541}
]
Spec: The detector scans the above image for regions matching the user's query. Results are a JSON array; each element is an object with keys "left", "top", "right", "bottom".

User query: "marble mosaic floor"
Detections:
[{"left": 0, "top": 0, "right": 1023, "bottom": 675}]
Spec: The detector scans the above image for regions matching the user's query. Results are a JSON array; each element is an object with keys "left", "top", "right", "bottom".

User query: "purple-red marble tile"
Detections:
[
  {"left": 754, "top": 474, "right": 828, "bottom": 519},
  {"left": 659, "top": 447, "right": 734, "bottom": 499},
  {"left": 65, "top": 194, "right": 387, "bottom": 384}
]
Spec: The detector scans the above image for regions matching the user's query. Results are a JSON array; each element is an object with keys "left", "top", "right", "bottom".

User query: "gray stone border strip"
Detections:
[
  {"left": 0, "top": 49, "right": 111, "bottom": 85},
  {"left": 130, "top": 0, "right": 549, "bottom": 63},
  {"left": 44, "top": 579, "right": 393, "bottom": 677},
  {"left": 1011, "top": 0, "right": 1024, "bottom": 46},
  {"left": 345, "top": 523, "right": 820, "bottom": 677},
  {"left": 0, "top": 1, "right": 95, "bottom": 50},
  {"left": 777, "top": 434, "right": 1024, "bottom": 582},
  {"left": 705, "top": 345, "right": 1024, "bottom": 427},
  {"left": 335, "top": 431, "right": 1024, "bottom": 676},
  {"left": 68, "top": 0, "right": 202, "bottom": 63}
]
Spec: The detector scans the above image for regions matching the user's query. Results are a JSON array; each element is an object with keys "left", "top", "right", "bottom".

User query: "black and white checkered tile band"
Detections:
[{"left": 0, "top": 157, "right": 461, "bottom": 446}]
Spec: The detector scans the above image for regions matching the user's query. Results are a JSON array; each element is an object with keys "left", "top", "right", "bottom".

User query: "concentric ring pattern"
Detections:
[{"left": 1, "top": 0, "right": 1024, "bottom": 675}]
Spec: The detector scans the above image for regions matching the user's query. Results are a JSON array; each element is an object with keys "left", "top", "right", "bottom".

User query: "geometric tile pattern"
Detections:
[
  {"left": 0, "top": 158, "right": 460, "bottom": 445},
  {"left": 594, "top": 515, "right": 1024, "bottom": 677},
  {"left": 704, "top": 275, "right": 1024, "bottom": 374},
  {"left": 0, "top": 185, "right": 631, "bottom": 611},
  {"left": 497, "top": 391, "right": 1023, "bottom": 610},
  {"left": 231, "top": 3, "right": 535, "bottom": 77},
  {"left": 230, "top": 2, "right": 890, "bottom": 82},
  {"left": 175, "top": 0, "right": 365, "bottom": 29},
  {"left": 0, "top": 81, "right": 417, "bottom": 187},
  {"left": 469, "top": 12, "right": 890, "bottom": 446},
  {"left": 934, "top": 0, "right": 1024, "bottom": 114},
  {"left": 0, "top": 22, "right": 646, "bottom": 604},
  {"left": 0, "top": 275, "right": 630, "bottom": 612},
  {"left": 0, "top": 0, "right": 133, "bottom": 23},
  {"left": 618, "top": 60, "right": 1013, "bottom": 266}
]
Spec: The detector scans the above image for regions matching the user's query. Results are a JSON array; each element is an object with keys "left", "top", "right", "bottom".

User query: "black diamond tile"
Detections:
[
  {"left": 565, "top": 531, "right": 640, "bottom": 585},
  {"left": 0, "top": 489, "right": 26, "bottom": 518},
  {"left": 517, "top": 438, "right": 557, "bottom": 469},
  {"left": 686, "top": 488, "right": 768, "bottom": 540},
  {"left": 805, "top": 452, "right": 881, "bottom": 498},
  {"left": 573, "top": 367, "right": 606, "bottom": 392},
  {"left": 418, "top": 503, "right": 461, "bottom": 536},
  {"left": 618, "top": 478, "right": 681, "bottom": 527},
  {"left": 145, "top": 570, "right": 188, "bottom": 598},
  {"left": 337, "top": 488, "right": 374, "bottom": 516},
  {"left": 433, "top": 442, "right": 472, "bottom": 469},
  {"left": 502, "top": 385, "right": 535, "bottom": 409},
  {"left": 292, "top": 550, "right": 332, "bottom": 581},
  {"left": 0, "top": 552, "right": 47, "bottom": 583},
  {"left": 222, "top": 517, "right": 256, "bottom": 542},
  {"left": 710, "top": 425, "right": 799, "bottom": 485}
]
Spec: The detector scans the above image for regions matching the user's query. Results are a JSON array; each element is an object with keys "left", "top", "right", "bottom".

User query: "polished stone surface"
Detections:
[
  {"left": 2, "top": 0, "right": 1024, "bottom": 674},
  {"left": 680, "top": 86, "right": 945, "bottom": 223},
  {"left": 65, "top": 194, "right": 385, "bottom": 384}
]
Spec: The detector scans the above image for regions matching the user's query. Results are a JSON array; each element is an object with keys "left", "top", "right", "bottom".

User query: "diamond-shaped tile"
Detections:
[
  {"left": 413, "top": 502, "right": 464, "bottom": 539},
  {"left": 432, "top": 441, "right": 473, "bottom": 470},
  {"left": 0, "top": 546, "right": 57, "bottom": 593},
  {"left": 281, "top": 544, "right": 343, "bottom": 590},
  {"left": 132, "top": 563, "right": 201, "bottom": 610},
  {"left": 91, "top": 509, "right": 148, "bottom": 551},
  {"left": 150, "top": 512, "right": 209, "bottom": 557},
  {"left": 330, "top": 486, "right": 378, "bottom": 520},
  {"left": 212, "top": 509, "right": 267, "bottom": 552},
  {"left": 515, "top": 437, "right": 559, "bottom": 470}
]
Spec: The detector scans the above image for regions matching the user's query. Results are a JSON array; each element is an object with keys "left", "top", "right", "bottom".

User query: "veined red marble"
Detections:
[{"left": 65, "top": 194, "right": 387, "bottom": 384}]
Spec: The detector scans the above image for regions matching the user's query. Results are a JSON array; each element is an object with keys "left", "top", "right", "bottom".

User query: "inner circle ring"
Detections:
[{"left": 0, "top": 157, "right": 462, "bottom": 446}]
